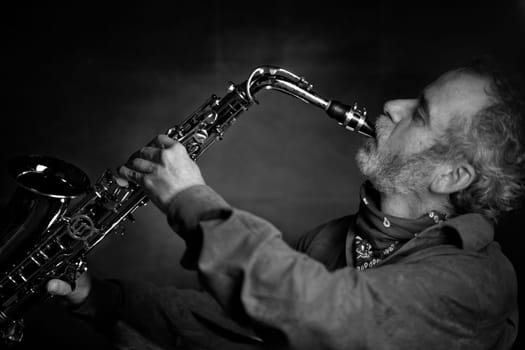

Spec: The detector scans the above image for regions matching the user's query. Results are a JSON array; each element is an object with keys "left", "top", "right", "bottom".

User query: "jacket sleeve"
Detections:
[{"left": 167, "top": 185, "right": 484, "bottom": 349}]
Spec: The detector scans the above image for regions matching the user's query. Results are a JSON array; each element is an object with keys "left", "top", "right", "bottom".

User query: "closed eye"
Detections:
[
  {"left": 412, "top": 108, "right": 425, "bottom": 124},
  {"left": 413, "top": 93, "right": 430, "bottom": 125}
]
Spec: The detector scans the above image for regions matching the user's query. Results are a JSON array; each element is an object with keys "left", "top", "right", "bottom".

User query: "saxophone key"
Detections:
[
  {"left": 214, "top": 126, "right": 225, "bottom": 140},
  {"left": 192, "top": 129, "right": 209, "bottom": 144},
  {"left": 17, "top": 273, "right": 27, "bottom": 283},
  {"left": 203, "top": 111, "right": 218, "bottom": 124},
  {"left": 30, "top": 256, "right": 41, "bottom": 267},
  {"left": 38, "top": 250, "right": 49, "bottom": 260},
  {"left": 40, "top": 241, "right": 61, "bottom": 259},
  {"left": 20, "top": 259, "right": 39, "bottom": 278},
  {"left": 55, "top": 239, "right": 66, "bottom": 251}
]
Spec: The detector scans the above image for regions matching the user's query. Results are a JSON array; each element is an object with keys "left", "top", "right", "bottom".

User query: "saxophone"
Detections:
[{"left": 0, "top": 66, "right": 373, "bottom": 343}]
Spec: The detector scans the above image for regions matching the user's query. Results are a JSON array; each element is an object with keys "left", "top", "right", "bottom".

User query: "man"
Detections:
[{"left": 48, "top": 61, "right": 524, "bottom": 349}]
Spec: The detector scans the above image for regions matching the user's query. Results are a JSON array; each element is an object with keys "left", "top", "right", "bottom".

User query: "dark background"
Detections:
[{"left": 1, "top": 1, "right": 524, "bottom": 349}]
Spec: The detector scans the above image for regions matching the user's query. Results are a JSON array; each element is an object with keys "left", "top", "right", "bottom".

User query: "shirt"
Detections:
[{"left": 74, "top": 184, "right": 518, "bottom": 350}]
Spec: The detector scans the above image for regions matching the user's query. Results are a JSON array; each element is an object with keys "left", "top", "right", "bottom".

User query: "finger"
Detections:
[
  {"left": 47, "top": 279, "right": 73, "bottom": 296},
  {"left": 125, "top": 147, "right": 158, "bottom": 167},
  {"left": 125, "top": 148, "right": 142, "bottom": 167},
  {"left": 115, "top": 176, "right": 129, "bottom": 187},
  {"left": 150, "top": 134, "right": 177, "bottom": 149},
  {"left": 118, "top": 165, "right": 144, "bottom": 183},
  {"left": 128, "top": 158, "right": 156, "bottom": 174},
  {"left": 138, "top": 146, "right": 162, "bottom": 162},
  {"left": 126, "top": 147, "right": 157, "bottom": 166}
]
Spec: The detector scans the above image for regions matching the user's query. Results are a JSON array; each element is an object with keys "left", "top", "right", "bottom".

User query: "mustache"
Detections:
[{"left": 374, "top": 115, "right": 393, "bottom": 140}]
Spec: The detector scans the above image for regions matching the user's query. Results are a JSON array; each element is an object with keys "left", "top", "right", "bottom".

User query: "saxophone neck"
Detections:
[
  {"left": 245, "top": 66, "right": 328, "bottom": 109},
  {"left": 244, "top": 66, "right": 374, "bottom": 138}
]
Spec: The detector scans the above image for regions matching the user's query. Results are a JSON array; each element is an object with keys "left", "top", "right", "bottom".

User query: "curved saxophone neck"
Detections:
[
  {"left": 245, "top": 65, "right": 330, "bottom": 109},
  {"left": 244, "top": 65, "right": 374, "bottom": 138}
]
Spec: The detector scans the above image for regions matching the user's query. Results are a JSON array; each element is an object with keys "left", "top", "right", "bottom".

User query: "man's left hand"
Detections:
[{"left": 118, "top": 134, "right": 205, "bottom": 214}]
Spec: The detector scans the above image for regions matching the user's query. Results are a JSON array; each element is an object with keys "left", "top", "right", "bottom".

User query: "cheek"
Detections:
[
  {"left": 376, "top": 117, "right": 432, "bottom": 156},
  {"left": 395, "top": 132, "right": 434, "bottom": 158}
]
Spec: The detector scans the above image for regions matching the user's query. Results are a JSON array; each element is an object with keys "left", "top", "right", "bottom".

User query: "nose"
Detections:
[{"left": 383, "top": 99, "right": 417, "bottom": 124}]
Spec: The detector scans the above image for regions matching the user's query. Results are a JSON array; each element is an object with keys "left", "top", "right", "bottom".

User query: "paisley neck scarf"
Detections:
[{"left": 353, "top": 181, "right": 448, "bottom": 271}]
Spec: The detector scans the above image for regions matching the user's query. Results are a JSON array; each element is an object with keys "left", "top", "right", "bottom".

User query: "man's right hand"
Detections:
[{"left": 46, "top": 271, "right": 91, "bottom": 305}]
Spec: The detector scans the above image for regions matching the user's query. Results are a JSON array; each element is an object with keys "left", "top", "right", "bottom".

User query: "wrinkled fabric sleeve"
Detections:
[{"left": 167, "top": 185, "right": 486, "bottom": 349}]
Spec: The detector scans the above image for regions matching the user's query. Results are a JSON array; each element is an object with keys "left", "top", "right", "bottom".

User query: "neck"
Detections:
[{"left": 379, "top": 191, "right": 450, "bottom": 219}]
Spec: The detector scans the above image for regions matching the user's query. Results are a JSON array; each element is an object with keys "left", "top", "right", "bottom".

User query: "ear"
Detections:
[{"left": 430, "top": 163, "right": 476, "bottom": 194}]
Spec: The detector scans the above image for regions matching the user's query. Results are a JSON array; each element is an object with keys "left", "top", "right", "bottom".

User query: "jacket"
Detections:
[{"left": 74, "top": 184, "right": 518, "bottom": 349}]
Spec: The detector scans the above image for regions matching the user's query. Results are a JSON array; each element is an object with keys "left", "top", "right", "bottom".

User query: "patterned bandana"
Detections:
[{"left": 353, "top": 181, "right": 447, "bottom": 271}]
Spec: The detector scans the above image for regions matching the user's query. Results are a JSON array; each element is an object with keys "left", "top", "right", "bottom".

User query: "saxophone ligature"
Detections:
[{"left": 0, "top": 66, "right": 373, "bottom": 343}]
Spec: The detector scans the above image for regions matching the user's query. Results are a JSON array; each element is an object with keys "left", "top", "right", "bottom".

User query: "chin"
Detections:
[{"left": 355, "top": 143, "right": 429, "bottom": 196}]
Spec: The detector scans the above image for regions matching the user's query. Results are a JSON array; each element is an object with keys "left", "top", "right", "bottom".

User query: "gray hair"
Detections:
[{"left": 441, "top": 59, "right": 525, "bottom": 223}]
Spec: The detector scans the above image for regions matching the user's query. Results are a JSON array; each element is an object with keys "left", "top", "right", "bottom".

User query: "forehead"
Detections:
[{"left": 424, "top": 70, "right": 493, "bottom": 129}]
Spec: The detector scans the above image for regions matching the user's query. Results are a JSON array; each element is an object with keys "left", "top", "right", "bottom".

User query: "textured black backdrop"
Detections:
[{"left": 1, "top": 1, "right": 524, "bottom": 349}]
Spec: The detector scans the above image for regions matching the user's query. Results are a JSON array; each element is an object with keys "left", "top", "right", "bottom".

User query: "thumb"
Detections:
[{"left": 47, "top": 279, "right": 73, "bottom": 296}]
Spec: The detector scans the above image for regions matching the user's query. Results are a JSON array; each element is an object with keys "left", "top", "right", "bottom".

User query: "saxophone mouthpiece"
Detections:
[{"left": 326, "top": 100, "right": 375, "bottom": 138}]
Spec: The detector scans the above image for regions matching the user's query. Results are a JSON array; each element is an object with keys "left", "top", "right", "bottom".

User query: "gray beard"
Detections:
[{"left": 356, "top": 138, "right": 439, "bottom": 195}]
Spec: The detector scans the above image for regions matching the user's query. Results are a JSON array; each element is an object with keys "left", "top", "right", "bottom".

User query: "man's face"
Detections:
[{"left": 356, "top": 70, "right": 492, "bottom": 195}]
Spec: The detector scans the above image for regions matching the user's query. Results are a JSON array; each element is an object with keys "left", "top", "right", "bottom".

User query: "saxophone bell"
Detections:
[
  {"left": 0, "top": 155, "right": 90, "bottom": 338},
  {"left": 1, "top": 155, "right": 91, "bottom": 270},
  {"left": 8, "top": 155, "right": 91, "bottom": 198}
]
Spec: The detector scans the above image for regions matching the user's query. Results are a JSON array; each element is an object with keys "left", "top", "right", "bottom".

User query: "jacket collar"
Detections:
[{"left": 437, "top": 213, "right": 494, "bottom": 251}]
